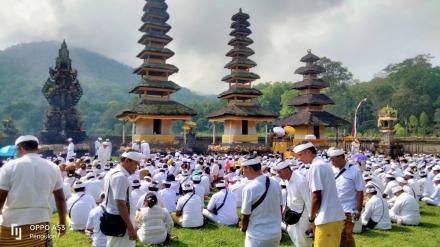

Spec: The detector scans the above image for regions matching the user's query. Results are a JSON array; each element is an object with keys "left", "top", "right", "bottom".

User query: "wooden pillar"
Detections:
[
  {"left": 265, "top": 122, "right": 268, "bottom": 145},
  {"left": 335, "top": 127, "right": 339, "bottom": 148},
  {"left": 122, "top": 121, "right": 126, "bottom": 144},
  {"left": 212, "top": 122, "right": 216, "bottom": 144},
  {"left": 131, "top": 122, "right": 135, "bottom": 142}
]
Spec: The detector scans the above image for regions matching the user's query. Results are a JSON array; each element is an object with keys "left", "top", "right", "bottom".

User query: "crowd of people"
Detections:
[{"left": 0, "top": 135, "right": 439, "bottom": 247}]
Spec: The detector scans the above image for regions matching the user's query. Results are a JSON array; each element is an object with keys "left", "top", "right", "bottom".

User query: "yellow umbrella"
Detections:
[
  {"left": 283, "top": 126, "right": 295, "bottom": 135},
  {"left": 184, "top": 121, "right": 197, "bottom": 127}
]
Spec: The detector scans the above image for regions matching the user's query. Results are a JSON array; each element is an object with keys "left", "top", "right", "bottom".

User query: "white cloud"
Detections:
[{"left": 0, "top": 0, "right": 439, "bottom": 94}]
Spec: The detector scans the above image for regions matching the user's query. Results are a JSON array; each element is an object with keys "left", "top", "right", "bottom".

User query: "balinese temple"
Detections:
[
  {"left": 278, "top": 50, "right": 348, "bottom": 145},
  {"left": 206, "top": 9, "right": 277, "bottom": 151},
  {"left": 116, "top": 0, "right": 196, "bottom": 145}
]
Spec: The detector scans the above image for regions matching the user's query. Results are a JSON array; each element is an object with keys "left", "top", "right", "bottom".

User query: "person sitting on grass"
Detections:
[
  {"left": 389, "top": 186, "right": 420, "bottom": 226},
  {"left": 67, "top": 181, "right": 96, "bottom": 231},
  {"left": 172, "top": 182, "right": 204, "bottom": 228},
  {"left": 203, "top": 182, "right": 238, "bottom": 226},
  {"left": 85, "top": 193, "right": 107, "bottom": 247},
  {"left": 361, "top": 183, "right": 391, "bottom": 231},
  {"left": 421, "top": 174, "right": 440, "bottom": 206},
  {"left": 137, "top": 193, "right": 174, "bottom": 245}
]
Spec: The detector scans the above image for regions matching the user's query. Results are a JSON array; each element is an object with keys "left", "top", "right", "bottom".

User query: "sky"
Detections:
[{"left": 0, "top": 0, "right": 439, "bottom": 94}]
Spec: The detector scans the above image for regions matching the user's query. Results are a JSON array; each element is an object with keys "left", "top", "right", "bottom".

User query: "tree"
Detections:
[
  {"left": 316, "top": 57, "right": 354, "bottom": 89},
  {"left": 279, "top": 90, "right": 297, "bottom": 117},
  {"left": 408, "top": 115, "right": 418, "bottom": 135},
  {"left": 394, "top": 123, "right": 407, "bottom": 137},
  {"left": 419, "top": 111, "right": 430, "bottom": 136}
]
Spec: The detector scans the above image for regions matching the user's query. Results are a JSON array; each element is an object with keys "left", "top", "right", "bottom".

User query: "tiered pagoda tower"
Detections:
[
  {"left": 206, "top": 9, "right": 277, "bottom": 147},
  {"left": 40, "top": 41, "right": 87, "bottom": 144},
  {"left": 278, "top": 50, "right": 348, "bottom": 144},
  {"left": 116, "top": 0, "right": 196, "bottom": 145}
]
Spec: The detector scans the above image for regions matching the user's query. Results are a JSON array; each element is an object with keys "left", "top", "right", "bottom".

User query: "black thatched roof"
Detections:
[
  {"left": 222, "top": 71, "right": 260, "bottom": 82},
  {"left": 139, "top": 21, "right": 171, "bottom": 33},
  {"left": 232, "top": 9, "right": 250, "bottom": 21},
  {"left": 295, "top": 64, "right": 326, "bottom": 75},
  {"left": 134, "top": 62, "right": 178, "bottom": 75},
  {"left": 288, "top": 94, "right": 334, "bottom": 106},
  {"left": 225, "top": 58, "right": 257, "bottom": 69},
  {"left": 228, "top": 37, "right": 253, "bottom": 46},
  {"left": 218, "top": 87, "right": 262, "bottom": 98},
  {"left": 130, "top": 80, "right": 180, "bottom": 94},
  {"left": 300, "top": 50, "right": 320, "bottom": 63},
  {"left": 116, "top": 100, "right": 196, "bottom": 118},
  {"left": 292, "top": 79, "right": 330, "bottom": 90},
  {"left": 277, "top": 111, "right": 349, "bottom": 127},
  {"left": 136, "top": 47, "right": 174, "bottom": 59},
  {"left": 206, "top": 104, "right": 278, "bottom": 119},
  {"left": 138, "top": 32, "right": 172, "bottom": 45},
  {"left": 142, "top": 8, "right": 169, "bottom": 22},
  {"left": 230, "top": 27, "right": 252, "bottom": 37},
  {"left": 144, "top": 0, "right": 167, "bottom": 11},
  {"left": 231, "top": 20, "right": 250, "bottom": 29},
  {"left": 226, "top": 47, "right": 254, "bottom": 57}
]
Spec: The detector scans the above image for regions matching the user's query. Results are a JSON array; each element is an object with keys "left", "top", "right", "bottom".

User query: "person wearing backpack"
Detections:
[
  {"left": 203, "top": 182, "right": 238, "bottom": 226},
  {"left": 240, "top": 156, "right": 282, "bottom": 247}
]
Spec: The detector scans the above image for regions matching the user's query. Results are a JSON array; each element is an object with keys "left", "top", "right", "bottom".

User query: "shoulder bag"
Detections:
[{"left": 100, "top": 171, "right": 130, "bottom": 237}]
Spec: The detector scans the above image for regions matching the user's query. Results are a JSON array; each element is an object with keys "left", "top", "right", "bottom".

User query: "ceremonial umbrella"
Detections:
[{"left": 0, "top": 145, "right": 16, "bottom": 157}]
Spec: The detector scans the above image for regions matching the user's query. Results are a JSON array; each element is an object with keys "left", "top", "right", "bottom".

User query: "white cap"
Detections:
[
  {"left": 433, "top": 174, "right": 440, "bottom": 182},
  {"left": 273, "top": 161, "right": 289, "bottom": 171},
  {"left": 67, "top": 138, "right": 73, "bottom": 142},
  {"left": 392, "top": 186, "right": 403, "bottom": 194},
  {"left": 432, "top": 165, "right": 440, "bottom": 171},
  {"left": 192, "top": 175, "right": 201, "bottom": 182},
  {"left": 182, "top": 182, "right": 194, "bottom": 191},
  {"left": 365, "top": 185, "right": 377, "bottom": 193},
  {"left": 327, "top": 147, "right": 345, "bottom": 157},
  {"left": 396, "top": 177, "right": 408, "bottom": 184},
  {"left": 85, "top": 173, "right": 95, "bottom": 180},
  {"left": 182, "top": 170, "right": 189, "bottom": 176},
  {"left": 98, "top": 137, "right": 103, "bottom": 141},
  {"left": 162, "top": 180, "right": 171, "bottom": 185},
  {"left": 241, "top": 158, "right": 260, "bottom": 167},
  {"left": 15, "top": 135, "right": 39, "bottom": 146},
  {"left": 121, "top": 151, "right": 142, "bottom": 163},
  {"left": 215, "top": 182, "right": 226, "bottom": 188},
  {"left": 385, "top": 173, "right": 394, "bottom": 178},
  {"left": 73, "top": 181, "right": 85, "bottom": 189},
  {"left": 102, "top": 142, "right": 109, "bottom": 146},
  {"left": 293, "top": 142, "right": 315, "bottom": 153}
]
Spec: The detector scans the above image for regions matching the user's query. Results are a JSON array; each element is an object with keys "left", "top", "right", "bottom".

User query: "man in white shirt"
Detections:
[
  {"left": 141, "top": 141, "right": 150, "bottom": 157},
  {"left": 103, "top": 151, "right": 142, "bottom": 247},
  {"left": 158, "top": 180, "right": 177, "bottom": 213},
  {"left": 172, "top": 182, "right": 204, "bottom": 228},
  {"left": 86, "top": 193, "right": 107, "bottom": 247},
  {"left": 84, "top": 173, "right": 104, "bottom": 204},
  {"left": 240, "top": 156, "right": 282, "bottom": 247},
  {"left": 192, "top": 175, "right": 205, "bottom": 201},
  {"left": 361, "top": 183, "right": 391, "bottom": 231},
  {"left": 130, "top": 180, "right": 144, "bottom": 210},
  {"left": 274, "top": 160, "right": 312, "bottom": 247},
  {"left": 293, "top": 142, "right": 345, "bottom": 247},
  {"left": 328, "top": 147, "right": 364, "bottom": 247},
  {"left": 97, "top": 142, "right": 111, "bottom": 166},
  {"left": 66, "top": 138, "right": 75, "bottom": 161},
  {"left": 0, "top": 135, "right": 67, "bottom": 246},
  {"left": 131, "top": 140, "right": 141, "bottom": 152},
  {"left": 67, "top": 181, "right": 96, "bottom": 230},
  {"left": 422, "top": 174, "right": 440, "bottom": 206},
  {"left": 203, "top": 182, "right": 238, "bottom": 226},
  {"left": 389, "top": 186, "right": 420, "bottom": 225},
  {"left": 418, "top": 171, "right": 435, "bottom": 197},
  {"left": 95, "top": 137, "right": 102, "bottom": 156}
]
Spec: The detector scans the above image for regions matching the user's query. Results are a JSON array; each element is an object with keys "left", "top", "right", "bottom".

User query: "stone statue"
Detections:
[{"left": 39, "top": 41, "right": 87, "bottom": 144}]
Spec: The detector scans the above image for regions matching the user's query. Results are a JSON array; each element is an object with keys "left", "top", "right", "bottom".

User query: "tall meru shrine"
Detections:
[{"left": 116, "top": 0, "right": 348, "bottom": 153}]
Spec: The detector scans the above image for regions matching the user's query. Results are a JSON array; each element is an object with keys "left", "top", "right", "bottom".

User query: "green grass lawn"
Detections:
[{"left": 50, "top": 202, "right": 440, "bottom": 247}]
